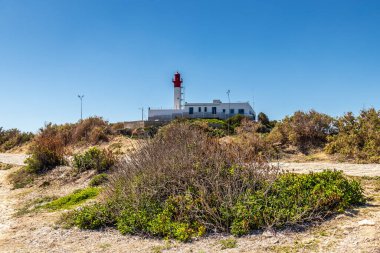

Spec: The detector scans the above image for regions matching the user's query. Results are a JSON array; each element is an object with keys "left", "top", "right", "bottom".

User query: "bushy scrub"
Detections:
[
  {"left": 325, "top": 108, "right": 380, "bottom": 162},
  {"left": 0, "top": 127, "right": 34, "bottom": 152},
  {"left": 267, "top": 110, "right": 335, "bottom": 153},
  {"left": 66, "top": 122, "right": 364, "bottom": 241},
  {"left": 73, "top": 147, "right": 116, "bottom": 173}
]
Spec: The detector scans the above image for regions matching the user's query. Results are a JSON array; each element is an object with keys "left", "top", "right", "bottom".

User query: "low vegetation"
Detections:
[
  {"left": 220, "top": 238, "right": 238, "bottom": 249},
  {"left": 8, "top": 167, "right": 35, "bottom": 189},
  {"left": 63, "top": 122, "right": 364, "bottom": 241},
  {"left": 0, "top": 127, "right": 33, "bottom": 152},
  {"left": 89, "top": 173, "right": 109, "bottom": 187},
  {"left": 44, "top": 187, "right": 100, "bottom": 211}
]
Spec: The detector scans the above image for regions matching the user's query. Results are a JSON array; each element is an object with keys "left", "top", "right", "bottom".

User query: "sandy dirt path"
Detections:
[
  {"left": 277, "top": 162, "right": 380, "bottom": 177},
  {"left": 0, "top": 169, "right": 17, "bottom": 251},
  {"left": 1, "top": 153, "right": 380, "bottom": 177},
  {"left": 0, "top": 154, "right": 28, "bottom": 166}
]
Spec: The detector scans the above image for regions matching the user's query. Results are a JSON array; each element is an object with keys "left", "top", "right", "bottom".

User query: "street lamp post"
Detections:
[
  {"left": 227, "top": 90, "right": 231, "bottom": 134},
  {"left": 78, "top": 95, "right": 84, "bottom": 121},
  {"left": 139, "top": 107, "right": 144, "bottom": 123}
]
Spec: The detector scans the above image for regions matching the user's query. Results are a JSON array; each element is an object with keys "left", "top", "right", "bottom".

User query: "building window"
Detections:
[
  {"left": 189, "top": 107, "right": 194, "bottom": 114},
  {"left": 204, "top": 107, "right": 207, "bottom": 112},
  {"left": 230, "top": 109, "right": 235, "bottom": 114},
  {"left": 238, "top": 109, "right": 245, "bottom": 114},
  {"left": 198, "top": 107, "right": 201, "bottom": 112},
  {"left": 222, "top": 109, "right": 226, "bottom": 113}
]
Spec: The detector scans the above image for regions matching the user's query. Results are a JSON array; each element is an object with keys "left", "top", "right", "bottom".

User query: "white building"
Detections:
[{"left": 148, "top": 72, "right": 255, "bottom": 121}]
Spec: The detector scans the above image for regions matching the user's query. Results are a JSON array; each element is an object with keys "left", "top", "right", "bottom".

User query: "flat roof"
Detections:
[{"left": 185, "top": 102, "right": 250, "bottom": 106}]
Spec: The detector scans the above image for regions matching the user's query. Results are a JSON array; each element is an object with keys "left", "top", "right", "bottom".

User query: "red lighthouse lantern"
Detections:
[{"left": 173, "top": 72, "right": 183, "bottom": 109}]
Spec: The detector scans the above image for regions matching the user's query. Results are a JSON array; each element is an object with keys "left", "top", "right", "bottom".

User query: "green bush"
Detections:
[
  {"left": 89, "top": 173, "right": 109, "bottom": 186},
  {"left": 67, "top": 202, "right": 115, "bottom": 229},
  {"left": 65, "top": 122, "right": 364, "bottom": 241},
  {"left": 73, "top": 147, "right": 116, "bottom": 173},
  {"left": 230, "top": 170, "right": 364, "bottom": 236}
]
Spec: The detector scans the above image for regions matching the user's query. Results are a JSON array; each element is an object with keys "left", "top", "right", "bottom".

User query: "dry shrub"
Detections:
[
  {"left": 72, "top": 117, "right": 111, "bottom": 144},
  {"left": 105, "top": 122, "right": 276, "bottom": 232},
  {"left": 233, "top": 119, "right": 277, "bottom": 160},
  {"left": 267, "top": 110, "right": 335, "bottom": 153},
  {"left": 33, "top": 117, "right": 112, "bottom": 149},
  {"left": 25, "top": 124, "right": 66, "bottom": 173}
]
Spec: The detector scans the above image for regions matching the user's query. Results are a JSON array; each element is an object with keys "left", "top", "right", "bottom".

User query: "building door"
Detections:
[
  {"left": 212, "top": 107, "right": 217, "bottom": 114},
  {"left": 189, "top": 107, "right": 194, "bottom": 114}
]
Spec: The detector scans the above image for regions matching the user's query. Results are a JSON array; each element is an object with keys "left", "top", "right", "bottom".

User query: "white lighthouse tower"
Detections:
[{"left": 172, "top": 72, "right": 183, "bottom": 110}]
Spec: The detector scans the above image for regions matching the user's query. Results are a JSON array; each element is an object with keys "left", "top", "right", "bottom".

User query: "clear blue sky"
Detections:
[{"left": 1, "top": 0, "right": 379, "bottom": 132}]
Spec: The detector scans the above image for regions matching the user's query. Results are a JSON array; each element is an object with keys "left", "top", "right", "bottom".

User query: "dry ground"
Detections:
[{"left": 0, "top": 155, "right": 379, "bottom": 253}]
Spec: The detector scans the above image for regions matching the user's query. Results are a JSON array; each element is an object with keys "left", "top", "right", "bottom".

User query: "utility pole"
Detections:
[
  {"left": 77, "top": 95, "right": 84, "bottom": 121},
  {"left": 227, "top": 90, "right": 231, "bottom": 135}
]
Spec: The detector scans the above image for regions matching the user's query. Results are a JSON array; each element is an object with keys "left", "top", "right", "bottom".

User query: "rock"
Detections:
[
  {"left": 262, "top": 230, "right": 274, "bottom": 238},
  {"left": 358, "top": 219, "right": 375, "bottom": 226}
]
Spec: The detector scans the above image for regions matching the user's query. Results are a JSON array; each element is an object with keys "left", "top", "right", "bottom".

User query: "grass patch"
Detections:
[
  {"left": 15, "top": 196, "right": 57, "bottom": 216},
  {"left": 89, "top": 173, "right": 108, "bottom": 187},
  {"left": 44, "top": 187, "right": 100, "bottom": 211},
  {"left": 220, "top": 238, "right": 237, "bottom": 249},
  {"left": 151, "top": 241, "right": 173, "bottom": 253}
]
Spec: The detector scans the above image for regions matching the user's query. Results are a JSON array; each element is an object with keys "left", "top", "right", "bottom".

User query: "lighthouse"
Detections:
[{"left": 172, "top": 72, "right": 183, "bottom": 110}]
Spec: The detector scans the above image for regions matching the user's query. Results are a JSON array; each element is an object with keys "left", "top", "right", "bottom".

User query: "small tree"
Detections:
[{"left": 258, "top": 112, "right": 270, "bottom": 126}]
